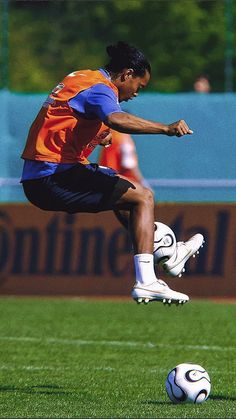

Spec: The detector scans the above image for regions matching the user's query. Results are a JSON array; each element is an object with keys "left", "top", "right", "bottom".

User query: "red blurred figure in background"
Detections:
[{"left": 99, "top": 129, "right": 147, "bottom": 185}]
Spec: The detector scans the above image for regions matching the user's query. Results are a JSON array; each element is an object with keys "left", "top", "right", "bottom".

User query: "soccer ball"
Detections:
[
  {"left": 153, "top": 222, "right": 176, "bottom": 264},
  {"left": 165, "top": 363, "right": 211, "bottom": 404}
]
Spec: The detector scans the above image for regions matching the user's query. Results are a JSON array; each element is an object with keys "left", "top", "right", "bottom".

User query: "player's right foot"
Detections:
[
  {"left": 162, "top": 234, "right": 204, "bottom": 278},
  {"left": 131, "top": 279, "right": 189, "bottom": 305}
]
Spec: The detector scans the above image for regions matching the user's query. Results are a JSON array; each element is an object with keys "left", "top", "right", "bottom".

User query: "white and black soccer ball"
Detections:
[
  {"left": 165, "top": 363, "right": 211, "bottom": 404},
  {"left": 153, "top": 222, "right": 176, "bottom": 264}
]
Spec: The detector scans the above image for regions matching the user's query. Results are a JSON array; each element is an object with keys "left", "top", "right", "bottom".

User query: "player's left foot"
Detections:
[{"left": 162, "top": 233, "right": 204, "bottom": 277}]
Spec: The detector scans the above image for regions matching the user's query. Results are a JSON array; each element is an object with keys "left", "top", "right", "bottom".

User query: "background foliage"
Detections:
[{"left": 0, "top": 0, "right": 235, "bottom": 93}]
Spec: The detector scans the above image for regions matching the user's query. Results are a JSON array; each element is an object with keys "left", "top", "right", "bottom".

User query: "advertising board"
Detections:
[{"left": 0, "top": 203, "right": 235, "bottom": 297}]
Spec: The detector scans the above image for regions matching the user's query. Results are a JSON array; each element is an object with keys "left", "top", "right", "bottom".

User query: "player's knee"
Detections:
[
  {"left": 137, "top": 186, "right": 154, "bottom": 207},
  {"left": 144, "top": 187, "right": 154, "bottom": 205},
  {"left": 144, "top": 186, "right": 154, "bottom": 198},
  {"left": 118, "top": 183, "right": 154, "bottom": 208}
]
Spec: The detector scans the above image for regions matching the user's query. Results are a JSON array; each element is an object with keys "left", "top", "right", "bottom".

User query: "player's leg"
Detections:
[
  {"left": 113, "top": 182, "right": 154, "bottom": 254},
  {"left": 113, "top": 209, "right": 130, "bottom": 230},
  {"left": 115, "top": 209, "right": 205, "bottom": 279},
  {"left": 23, "top": 165, "right": 188, "bottom": 305},
  {"left": 112, "top": 182, "right": 189, "bottom": 304}
]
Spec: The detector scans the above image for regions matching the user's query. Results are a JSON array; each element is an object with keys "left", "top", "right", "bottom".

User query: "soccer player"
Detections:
[{"left": 21, "top": 41, "right": 204, "bottom": 305}]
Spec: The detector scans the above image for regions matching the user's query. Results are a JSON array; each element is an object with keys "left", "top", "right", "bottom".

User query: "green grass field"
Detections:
[{"left": 0, "top": 297, "right": 235, "bottom": 418}]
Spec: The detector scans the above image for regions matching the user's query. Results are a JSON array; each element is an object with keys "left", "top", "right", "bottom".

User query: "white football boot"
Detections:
[
  {"left": 162, "top": 233, "right": 204, "bottom": 278},
  {"left": 131, "top": 279, "right": 189, "bottom": 305}
]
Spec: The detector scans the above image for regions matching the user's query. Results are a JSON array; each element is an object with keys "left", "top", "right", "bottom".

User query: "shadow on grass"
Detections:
[
  {"left": 0, "top": 384, "right": 73, "bottom": 396},
  {"left": 210, "top": 394, "right": 236, "bottom": 402}
]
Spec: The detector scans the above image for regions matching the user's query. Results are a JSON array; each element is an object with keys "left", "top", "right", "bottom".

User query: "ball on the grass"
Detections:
[{"left": 165, "top": 363, "right": 211, "bottom": 404}]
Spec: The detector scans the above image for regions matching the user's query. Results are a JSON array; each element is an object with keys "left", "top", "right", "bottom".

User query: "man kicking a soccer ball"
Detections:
[{"left": 21, "top": 41, "right": 204, "bottom": 305}]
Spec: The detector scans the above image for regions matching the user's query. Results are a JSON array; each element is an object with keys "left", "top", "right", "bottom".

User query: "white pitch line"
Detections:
[
  {"left": 0, "top": 364, "right": 235, "bottom": 375},
  {"left": 0, "top": 336, "right": 235, "bottom": 352},
  {"left": 0, "top": 365, "right": 60, "bottom": 371}
]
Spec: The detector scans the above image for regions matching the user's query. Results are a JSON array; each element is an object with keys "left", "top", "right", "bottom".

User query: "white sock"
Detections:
[{"left": 134, "top": 254, "right": 157, "bottom": 285}]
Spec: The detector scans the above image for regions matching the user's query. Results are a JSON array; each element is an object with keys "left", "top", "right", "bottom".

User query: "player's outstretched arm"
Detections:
[{"left": 105, "top": 112, "right": 193, "bottom": 137}]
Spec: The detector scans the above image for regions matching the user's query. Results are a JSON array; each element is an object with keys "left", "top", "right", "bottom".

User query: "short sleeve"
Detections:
[{"left": 68, "top": 84, "right": 123, "bottom": 121}]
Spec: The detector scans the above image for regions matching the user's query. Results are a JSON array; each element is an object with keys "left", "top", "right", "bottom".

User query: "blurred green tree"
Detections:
[{"left": 2, "top": 0, "right": 235, "bottom": 92}]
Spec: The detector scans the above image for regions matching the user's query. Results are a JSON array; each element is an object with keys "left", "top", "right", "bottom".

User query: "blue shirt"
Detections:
[{"left": 21, "top": 68, "right": 122, "bottom": 181}]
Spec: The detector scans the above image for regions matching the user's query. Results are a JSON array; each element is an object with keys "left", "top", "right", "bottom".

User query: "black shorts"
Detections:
[{"left": 22, "top": 163, "right": 133, "bottom": 214}]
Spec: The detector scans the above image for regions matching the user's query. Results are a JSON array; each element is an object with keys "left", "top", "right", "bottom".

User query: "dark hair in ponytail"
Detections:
[{"left": 105, "top": 41, "right": 151, "bottom": 77}]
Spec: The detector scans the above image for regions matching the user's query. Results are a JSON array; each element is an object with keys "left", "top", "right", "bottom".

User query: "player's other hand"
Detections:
[
  {"left": 97, "top": 130, "right": 113, "bottom": 147},
  {"left": 167, "top": 120, "right": 193, "bottom": 137}
]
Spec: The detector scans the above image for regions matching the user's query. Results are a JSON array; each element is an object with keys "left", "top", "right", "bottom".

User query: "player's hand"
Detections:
[
  {"left": 98, "top": 130, "right": 112, "bottom": 148},
  {"left": 167, "top": 120, "right": 193, "bottom": 137}
]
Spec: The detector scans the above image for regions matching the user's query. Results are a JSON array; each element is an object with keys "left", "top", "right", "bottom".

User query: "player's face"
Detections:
[{"left": 118, "top": 69, "right": 150, "bottom": 102}]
